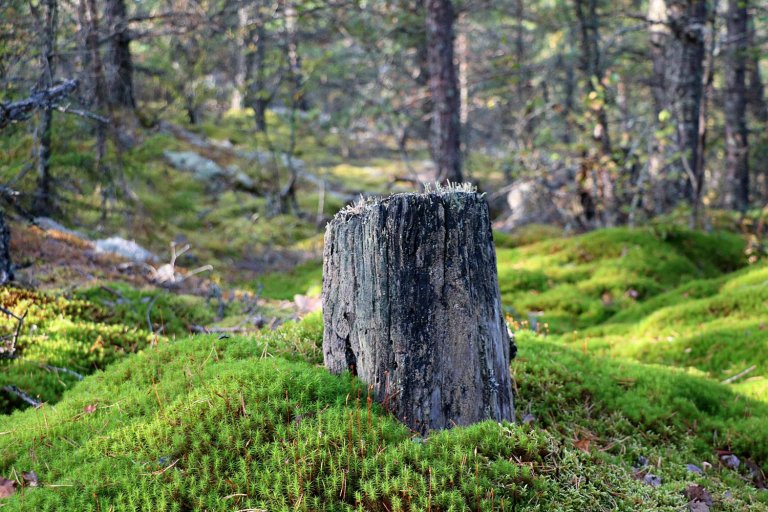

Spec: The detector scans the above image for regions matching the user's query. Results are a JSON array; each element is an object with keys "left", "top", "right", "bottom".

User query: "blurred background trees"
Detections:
[{"left": 1, "top": 0, "right": 767, "bottom": 233}]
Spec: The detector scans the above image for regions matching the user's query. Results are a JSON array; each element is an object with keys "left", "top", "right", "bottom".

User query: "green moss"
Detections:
[
  {"left": 493, "top": 224, "right": 565, "bottom": 248},
  {"left": 0, "top": 285, "right": 216, "bottom": 414},
  {"left": 1, "top": 318, "right": 766, "bottom": 511},
  {"left": 256, "top": 259, "right": 323, "bottom": 300},
  {"left": 497, "top": 227, "right": 746, "bottom": 332},
  {"left": 74, "top": 283, "right": 215, "bottom": 336}
]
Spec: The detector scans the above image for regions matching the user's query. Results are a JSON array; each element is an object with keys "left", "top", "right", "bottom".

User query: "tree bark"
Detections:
[
  {"left": 231, "top": 2, "right": 248, "bottom": 112},
  {"left": 281, "top": 0, "right": 309, "bottom": 112},
  {"left": 668, "top": 0, "right": 707, "bottom": 206},
  {"left": 724, "top": 0, "right": 749, "bottom": 211},
  {"left": 246, "top": 23, "right": 270, "bottom": 132},
  {"left": 426, "top": 0, "right": 463, "bottom": 183},
  {"left": 0, "top": 211, "right": 12, "bottom": 286},
  {"left": 322, "top": 190, "right": 514, "bottom": 433},
  {"left": 31, "top": 0, "right": 57, "bottom": 217},
  {"left": 104, "top": 0, "right": 135, "bottom": 109},
  {"left": 746, "top": 17, "right": 768, "bottom": 124},
  {"left": 647, "top": 0, "right": 672, "bottom": 214}
]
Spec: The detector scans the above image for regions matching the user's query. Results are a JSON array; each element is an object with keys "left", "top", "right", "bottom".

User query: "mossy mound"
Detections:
[
  {"left": 560, "top": 261, "right": 768, "bottom": 397},
  {"left": 1, "top": 318, "right": 766, "bottom": 511},
  {"left": 496, "top": 227, "right": 746, "bottom": 332}
]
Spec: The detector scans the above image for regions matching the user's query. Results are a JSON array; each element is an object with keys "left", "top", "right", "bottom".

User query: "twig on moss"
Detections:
[
  {"left": 721, "top": 365, "right": 756, "bottom": 384},
  {"left": 41, "top": 365, "right": 84, "bottom": 381},
  {"left": 1, "top": 385, "right": 41, "bottom": 408}
]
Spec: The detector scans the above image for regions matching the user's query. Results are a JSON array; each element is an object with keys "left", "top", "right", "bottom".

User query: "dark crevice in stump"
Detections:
[{"left": 323, "top": 188, "right": 514, "bottom": 433}]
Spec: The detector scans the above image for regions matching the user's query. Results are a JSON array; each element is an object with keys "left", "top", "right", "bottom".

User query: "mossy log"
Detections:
[{"left": 322, "top": 189, "right": 514, "bottom": 432}]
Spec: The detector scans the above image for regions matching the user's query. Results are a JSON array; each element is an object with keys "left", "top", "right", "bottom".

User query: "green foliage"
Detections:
[{"left": 492, "top": 225, "right": 566, "bottom": 249}]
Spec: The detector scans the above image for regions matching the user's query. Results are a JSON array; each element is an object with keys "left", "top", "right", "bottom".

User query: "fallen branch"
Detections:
[
  {"left": 55, "top": 103, "right": 108, "bottom": 124},
  {"left": 721, "top": 365, "right": 757, "bottom": 384},
  {"left": 42, "top": 365, "right": 84, "bottom": 381},
  {"left": 1, "top": 385, "right": 41, "bottom": 408},
  {"left": 0, "top": 79, "right": 78, "bottom": 129}
]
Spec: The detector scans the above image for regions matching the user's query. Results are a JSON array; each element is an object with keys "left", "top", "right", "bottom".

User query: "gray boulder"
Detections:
[
  {"left": 492, "top": 180, "right": 565, "bottom": 231},
  {"left": 163, "top": 151, "right": 226, "bottom": 181},
  {"left": 34, "top": 217, "right": 87, "bottom": 240},
  {"left": 94, "top": 237, "right": 158, "bottom": 263}
]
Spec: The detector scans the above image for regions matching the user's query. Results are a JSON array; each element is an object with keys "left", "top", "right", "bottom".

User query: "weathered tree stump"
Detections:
[{"left": 323, "top": 187, "right": 514, "bottom": 432}]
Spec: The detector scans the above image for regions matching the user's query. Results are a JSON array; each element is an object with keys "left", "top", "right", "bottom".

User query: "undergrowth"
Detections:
[{"left": 0, "top": 285, "right": 213, "bottom": 414}]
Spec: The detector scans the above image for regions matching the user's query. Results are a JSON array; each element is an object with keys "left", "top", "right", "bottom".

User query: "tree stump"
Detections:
[{"left": 323, "top": 187, "right": 514, "bottom": 432}]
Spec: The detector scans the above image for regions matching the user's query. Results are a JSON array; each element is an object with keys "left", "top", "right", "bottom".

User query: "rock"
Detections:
[
  {"left": 720, "top": 453, "right": 740, "bottom": 469},
  {"left": 94, "top": 237, "right": 158, "bottom": 263},
  {"left": 492, "top": 180, "right": 565, "bottom": 231},
  {"left": 684, "top": 484, "right": 713, "bottom": 512},
  {"left": 34, "top": 217, "right": 87, "bottom": 240},
  {"left": 685, "top": 464, "right": 703, "bottom": 474},
  {"left": 294, "top": 294, "right": 321, "bottom": 314},
  {"left": 164, "top": 151, "right": 226, "bottom": 181},
  {"left": 642, "top": 473, "right": 662, "bottom": 487},
  {"left": 165, "top": 150, "right": 259, "bottom": 193}
]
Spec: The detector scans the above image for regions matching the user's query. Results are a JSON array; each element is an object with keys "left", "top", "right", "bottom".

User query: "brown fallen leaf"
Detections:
[
  {"left": 574, "top": 438, "right": 591, "bottom": 453},
  {"left": 0, "top": 477, "right": 15, "bottom": 498}
]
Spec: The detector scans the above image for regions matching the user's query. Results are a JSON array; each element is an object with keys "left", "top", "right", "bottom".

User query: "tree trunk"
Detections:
[
  {"left": 574, "top": 0, "right": 616, "bottom": 227},
  {"left": 104, "top": 0, "right": 135, "bottom": 109},
  {"left": 247, "top": 23, "right": 270, "bottom": 132},
  {"left": 725, "top": 0, "right": 749, "bottom": 211},
  {"left": 746, "top": 17, "right": 768, "bottom": 124},
  {"left": 231, "top": 2, "right": 248, "bottom": 112},
  {"left": 426, "top": 0, "right": 463, "bottom": 183},
  {"left": 322, "top": 190, "right": 514, "bottom": 433},
  {"left": 0, "top": 211, "right": 12, "bottom": 286},
  {"left": 281, "top": 0, "right": 309, "bottom": 111},
  {"left": 669, "top": 0, "right": 707, "bottom": 206},
  {"left": 647, "top": 0, "right": 672, "bottom": 214},
  {"left": 32, "top": 0, "right": 57, "bottom": 217}
]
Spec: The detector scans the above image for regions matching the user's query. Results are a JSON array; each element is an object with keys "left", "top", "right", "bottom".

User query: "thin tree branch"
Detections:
[{"left": 0, "top": 79, "right": 78, "bottom": 129}]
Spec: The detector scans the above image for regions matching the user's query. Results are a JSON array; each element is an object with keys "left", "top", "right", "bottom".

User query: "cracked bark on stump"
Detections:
[{"left": 323, "top": 190, "right": 514, "bottom": 433}]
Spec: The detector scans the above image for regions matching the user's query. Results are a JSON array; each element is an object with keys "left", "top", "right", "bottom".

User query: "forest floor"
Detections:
[{"left": 1, "top": 113, "right": 767, "bottom": 510}]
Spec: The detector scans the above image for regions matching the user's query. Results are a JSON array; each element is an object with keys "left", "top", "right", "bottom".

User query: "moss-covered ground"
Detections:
[
  {"left": 1, "top": 223, "right": 767, "bottom": 510},
  {"left": 3, "top": 114, "right": 768, "bottom": 509}
]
